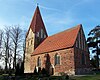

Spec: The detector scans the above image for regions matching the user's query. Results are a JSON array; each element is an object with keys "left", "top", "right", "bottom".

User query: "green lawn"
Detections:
[
  {"left": 71, "top": 74, "right": 100, "bottom": 80},
  {"left": 0, "top": 74, "right": 100, "bottom": 80}
]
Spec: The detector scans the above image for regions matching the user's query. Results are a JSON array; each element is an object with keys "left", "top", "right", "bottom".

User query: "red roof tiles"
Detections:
[{"left": 32, "top": 24, "right": 82, "bottom": 55}]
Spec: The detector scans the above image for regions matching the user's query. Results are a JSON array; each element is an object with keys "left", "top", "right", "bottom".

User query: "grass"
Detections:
[
  {"left": 0, "top": 74, "right": 100, "bottom": 80},
  {"left": 71, "top": 74, "right": 100, "bottom": 80}
]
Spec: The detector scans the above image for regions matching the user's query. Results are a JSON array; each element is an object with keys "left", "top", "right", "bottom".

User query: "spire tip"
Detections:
[{"left": 37, "top": 3, "right": 39, "bottom": 6}]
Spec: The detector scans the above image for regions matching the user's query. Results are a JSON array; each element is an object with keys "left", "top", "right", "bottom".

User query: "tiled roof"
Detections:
[
  {"left": 26, "top": 6, "right": 48, "bottom": 37},
  {"left": 32, "top": 24, "right": 81, "bottom": 55}
]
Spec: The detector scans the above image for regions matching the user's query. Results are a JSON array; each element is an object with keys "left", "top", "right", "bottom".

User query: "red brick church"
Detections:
[{"left": 24, "top": 6, "right": 91, "bottom": 75}]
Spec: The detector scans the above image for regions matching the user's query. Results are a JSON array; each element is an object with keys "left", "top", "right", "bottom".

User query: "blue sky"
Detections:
[
  {"left": 0, "top": 0, "right": 100, "bottom": 37},
  {"left": 0, "top": 0, "right": 100, "bottom": 68}
]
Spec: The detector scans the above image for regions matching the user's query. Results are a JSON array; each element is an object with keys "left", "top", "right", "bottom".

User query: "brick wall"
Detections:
[
  {"left": 31, "top": 48, "right": 75, "bottom": 75},
  {"left": 31, "top": 47, "right": 91, "bottom": 75},
  {"left": 74, "top": 47, "right": 91, "bottom": 74},
  {"left": 24, "top": 28, "right": 35, "bottom": 73}
]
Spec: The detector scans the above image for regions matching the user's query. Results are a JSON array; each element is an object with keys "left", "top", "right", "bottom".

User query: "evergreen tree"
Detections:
[{"left": 87, "top": 25, "right": 100, "bottom": 68}]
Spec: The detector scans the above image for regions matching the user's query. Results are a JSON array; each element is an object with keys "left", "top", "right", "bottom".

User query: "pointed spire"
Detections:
[{"left": 27, "top": 6, "right": 48, "bottom": 36}]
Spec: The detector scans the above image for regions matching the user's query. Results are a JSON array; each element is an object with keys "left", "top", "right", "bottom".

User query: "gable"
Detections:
[
  {"left": 27, "top": 28, "right": 34, "bottom": 39},
  {"left": 32, "top": 24, "right": 81, "bottom": 55},
  {"left": 75, "top": 27, "right": 88, "bottom": 52}
]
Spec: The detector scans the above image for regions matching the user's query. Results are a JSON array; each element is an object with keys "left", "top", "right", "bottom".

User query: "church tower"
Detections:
[{"left": 24, "top": 6, "right": 48, "bottom": 73}]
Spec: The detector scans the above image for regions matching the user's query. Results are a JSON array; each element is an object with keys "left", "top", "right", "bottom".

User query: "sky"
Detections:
[
  {"left": 0, "top": 0, "right": 100, "bottom": 37},
  {"left": 0, "top": 0, "right": 100, "bottom": 68}
]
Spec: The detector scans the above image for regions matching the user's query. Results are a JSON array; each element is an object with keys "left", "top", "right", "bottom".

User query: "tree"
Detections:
[
  {"left": 3, "top": 27, "right": 11, "bottom": 72},
  {"left": 90, "top": 56, "right": 98, "bottom": 68},
  {"left": 0, "top": 27, "right": 12, "bottom": 73},
  {"left": 10, "top": 25, "right": 24, "bottom": 74},
  {"left": 0, "top": 30, "right": 4, "bottom": 73},
  {"left": 0, "top": 29, "right": 3, "bottom": 48},
  {"left": 0, "top": 25, "right": 25, "bottom": 76},
  {"left": 87, "top": 25, "right": 100, "bottom": 68},
  {"left": 0, "top": 29, "right": 3, "bottom": 58},
  {"left": 16, "top": 56, "right": 24, "bottom": 75},
  {"left": 22, "top": 30, "right": 27, "bottom": 74}
]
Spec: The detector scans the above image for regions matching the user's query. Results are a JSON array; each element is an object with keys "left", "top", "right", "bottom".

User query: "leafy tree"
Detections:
[
  {"left": 90, "top": 56, "right": 98, "bottom": 68},
  {"left": 87, "top": 25, "right": 100, "bottom": 68}
]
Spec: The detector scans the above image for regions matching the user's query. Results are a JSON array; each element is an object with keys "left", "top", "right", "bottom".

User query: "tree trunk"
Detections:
[
  {"left": 13, "top": 46, "right": 17, "bottom": 74},
  {"left": 5, "top": 57, "right": 8, "bottom": 73}
]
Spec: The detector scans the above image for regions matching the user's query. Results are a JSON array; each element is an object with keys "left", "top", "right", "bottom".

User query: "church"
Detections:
[{"left": 24, "top": 6, "right": 91, "bottom": 75}]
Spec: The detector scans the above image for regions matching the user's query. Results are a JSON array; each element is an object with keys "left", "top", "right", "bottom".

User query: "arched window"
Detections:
[
  {"left": 55, "top": 54, "right": 60, "bottom": 65},
  {"left": 37, "top": 57, "right": 41, "bottom": 67}
]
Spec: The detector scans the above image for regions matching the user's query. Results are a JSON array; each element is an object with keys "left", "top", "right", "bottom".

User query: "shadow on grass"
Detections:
[{"left": 0, "top": 75, "right": 69, "bottom": 80}]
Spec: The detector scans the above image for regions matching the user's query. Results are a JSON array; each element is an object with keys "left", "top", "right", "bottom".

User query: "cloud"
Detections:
[
  {"left": 39, "top": 5, "right": 61, "bottom": 12},
  {"left": 43, "top": 5, "right": 76, "bottom": 26}
]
